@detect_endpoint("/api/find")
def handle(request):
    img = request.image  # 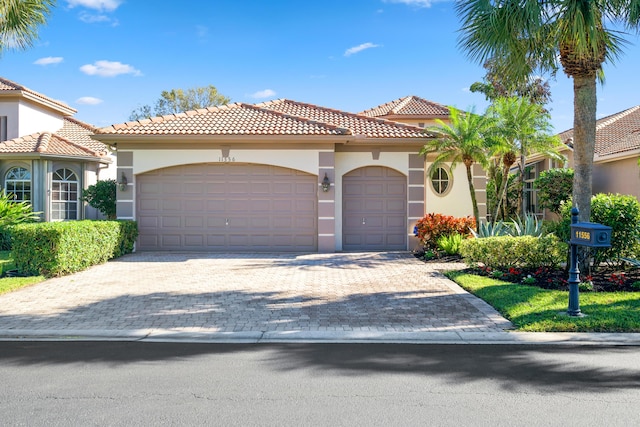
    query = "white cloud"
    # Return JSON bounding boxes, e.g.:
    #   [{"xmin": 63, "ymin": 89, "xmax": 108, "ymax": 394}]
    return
[
  {"xmin": 383, "ymin": 0, "xmax": 448, "ymax": 7},
  {"xmin": 66, "ymin": 0, "xmax": 122, "ymax": 12},
  {"xmin": 344, "ymin": 42, "xmax": 381, "ymax": 57},
  {"xmin": 80, "ymin": 60, "xmax": 142, "ymax": 77},
  {"xmin": 34, "ymin": 56, "xmax": 63, "ymax": 66},
  {"xmin": 79, "ymin": 12, "xmax": 111, "ymax": 23},
  {"xmin": 76, "ymin": 96, "xmax": 103, "ymax": 105},
  {"xmin": 250, "ymin": 89, "xmax": 276, "ymax": 99}
]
